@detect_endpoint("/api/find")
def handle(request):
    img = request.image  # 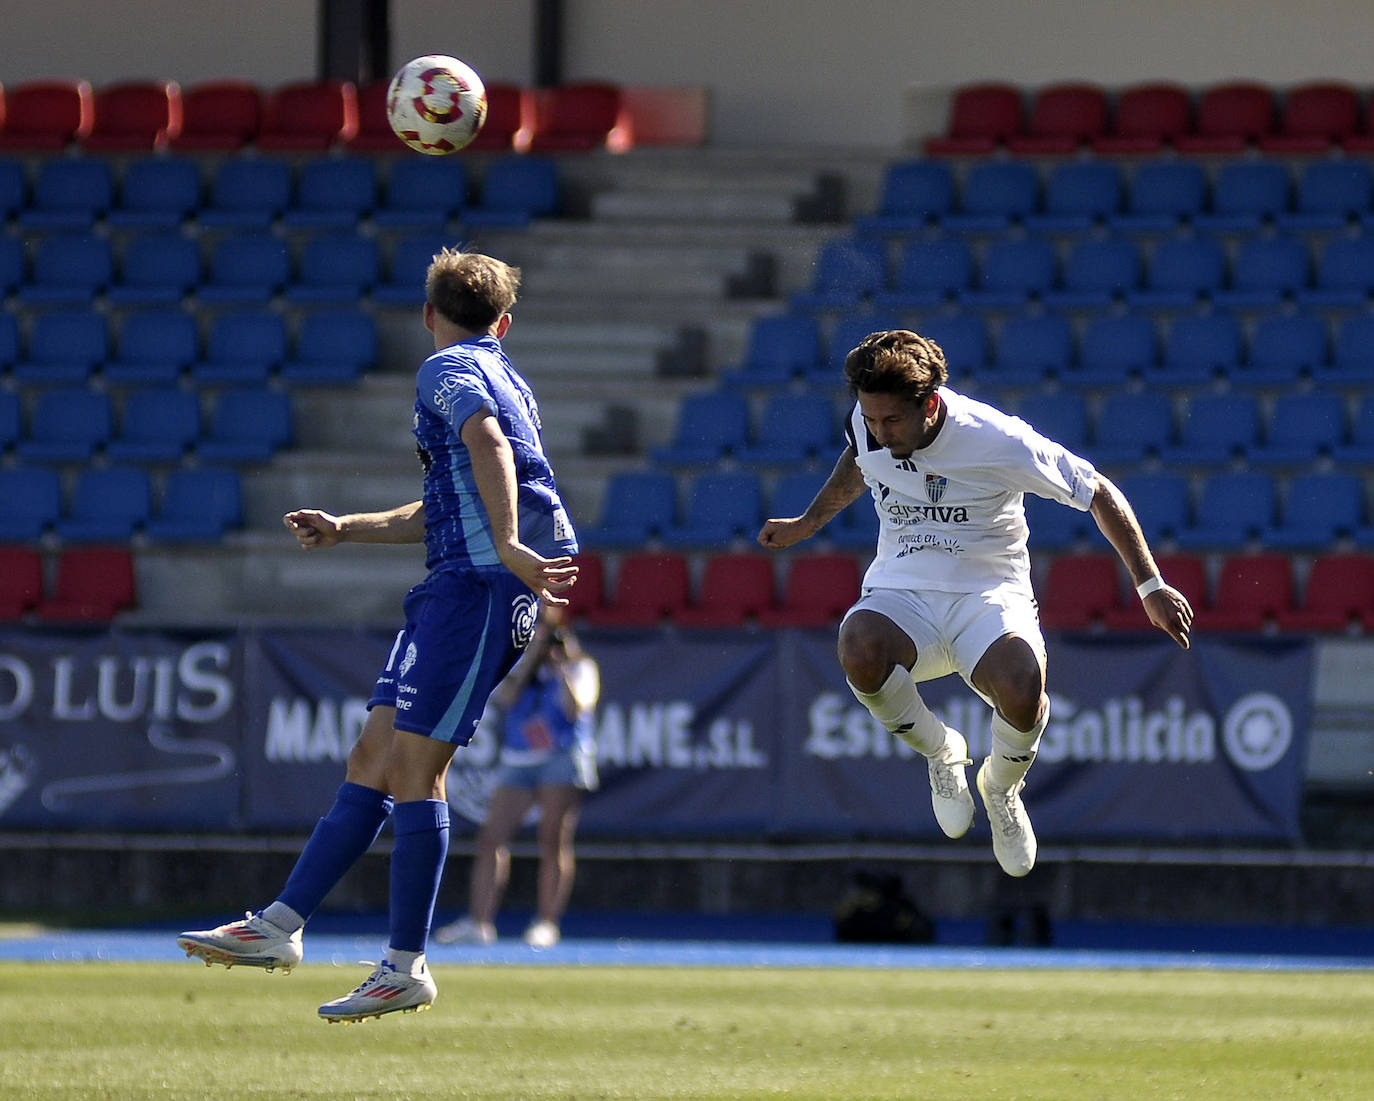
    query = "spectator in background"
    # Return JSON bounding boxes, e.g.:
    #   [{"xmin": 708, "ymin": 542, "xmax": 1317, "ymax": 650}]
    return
[{"xmin": 436, "ymin": 606, "xmax": 600, "ymax": 948}]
